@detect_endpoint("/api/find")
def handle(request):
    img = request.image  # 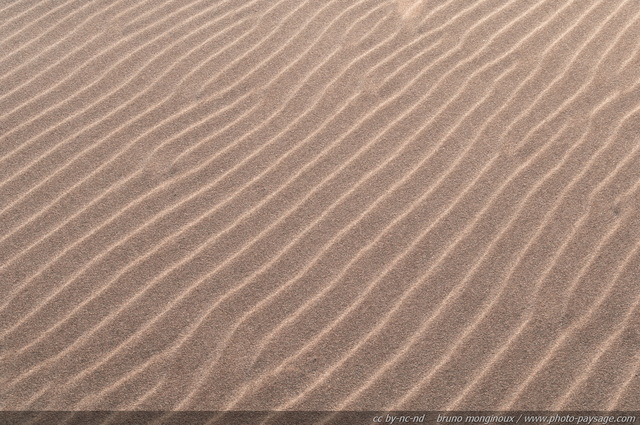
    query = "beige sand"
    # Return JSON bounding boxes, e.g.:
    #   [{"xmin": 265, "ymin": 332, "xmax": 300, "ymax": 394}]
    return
[{"xmin": 1, "ymin": 0, "xmax": 639, "ymax": 412}]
